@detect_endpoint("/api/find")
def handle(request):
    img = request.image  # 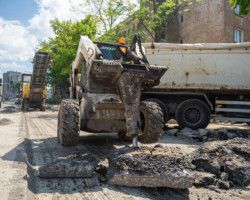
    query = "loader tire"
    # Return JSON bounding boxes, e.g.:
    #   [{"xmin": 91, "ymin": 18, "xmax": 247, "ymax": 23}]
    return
[
  {"xmin": 175, "ymin": 99, "xmax": 211, "ymax": 130},
  {"xmin": 57, "ymin": 99, "xmax": 80, "ymax": 147},
  {"xmin": 138, "ymin": 101, "xmax": 164, "ymax": 144},
  {"xmin": 144, "ymin": 98, "xmax": 169, "ymax": 124}
]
